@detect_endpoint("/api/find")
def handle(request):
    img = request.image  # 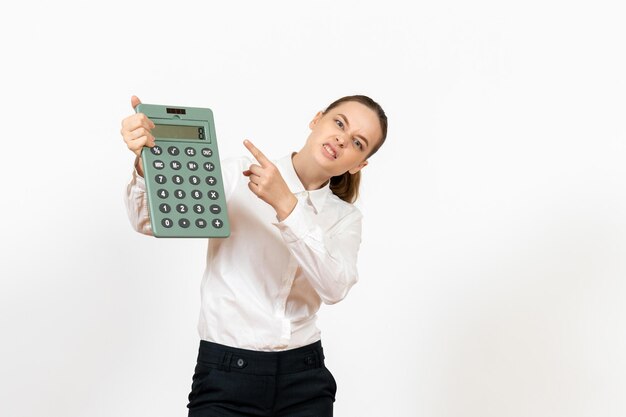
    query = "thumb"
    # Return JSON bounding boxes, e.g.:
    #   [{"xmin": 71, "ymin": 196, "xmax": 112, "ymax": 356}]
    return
[{"xmin": 131, "ymin": 95, "xmax": 142, "ymax": 110}]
